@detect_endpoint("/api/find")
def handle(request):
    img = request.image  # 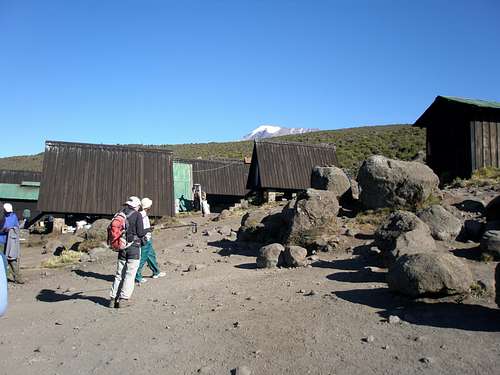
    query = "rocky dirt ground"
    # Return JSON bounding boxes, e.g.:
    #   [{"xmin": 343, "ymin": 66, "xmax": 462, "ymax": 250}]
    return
[{"xmin": 1, "ymin": 195, "xmax": 500, "ymax": 375}]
